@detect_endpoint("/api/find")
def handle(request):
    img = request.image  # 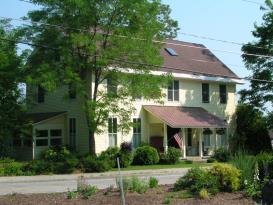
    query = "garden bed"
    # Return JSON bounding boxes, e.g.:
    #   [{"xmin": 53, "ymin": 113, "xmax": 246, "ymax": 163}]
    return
[{"xmin": 0, "ymin": 185, "xmax": 255, "ymax": 205}]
